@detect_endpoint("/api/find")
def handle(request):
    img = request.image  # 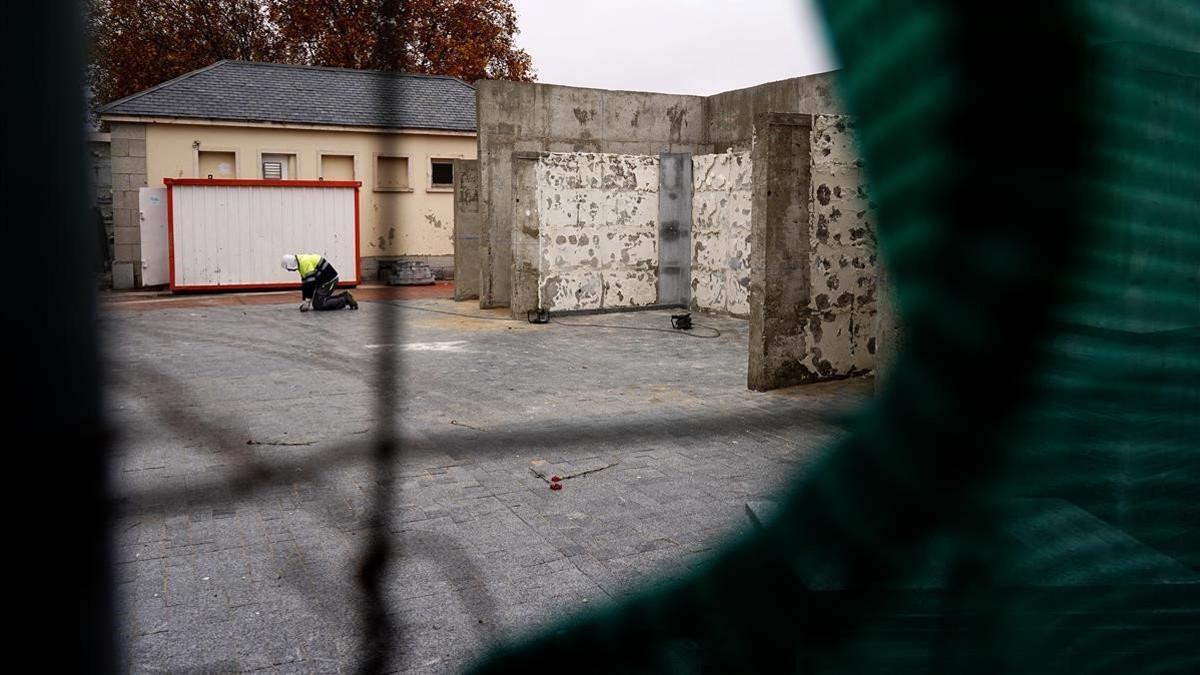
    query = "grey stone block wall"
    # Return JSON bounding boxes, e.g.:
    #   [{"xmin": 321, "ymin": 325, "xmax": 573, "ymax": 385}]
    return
[
  {"xmin": 691, "ymin": 151, "xmax": 753, "ymax": 317},
  {"xmin": 88, "ymin": 137, "xmax": 114, "ymax": 268},
  {"xmin": 109, "ymin": 122, "xmax": 148, "ymax": 287},
  {"xmin": 748, "ymin": 114, "xmax": 814, "ymax": 391},
  {"xmin": 360, "ymin": 255, "xmax": 455, "ymax": 283}
]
